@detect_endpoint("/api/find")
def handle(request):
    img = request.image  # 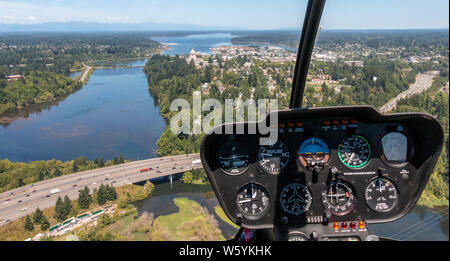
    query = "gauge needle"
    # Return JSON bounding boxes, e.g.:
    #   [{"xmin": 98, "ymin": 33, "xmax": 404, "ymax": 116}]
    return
[
  {"xmin": 349, "ymin": 153, "xmax": 355, "ymax": 162},
  {"xmin": 252, "ymin": 192, "xmax": 257, "ymax": 199},
  {"xmin": 238, "ymin": 199, "xmax": 252, "ymax": 203}
]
